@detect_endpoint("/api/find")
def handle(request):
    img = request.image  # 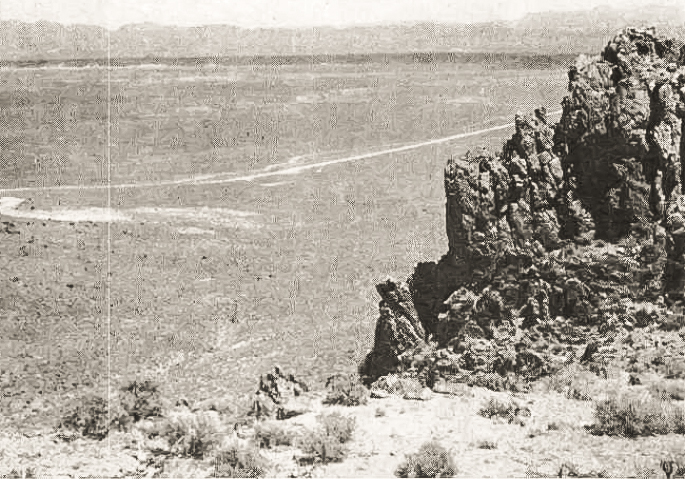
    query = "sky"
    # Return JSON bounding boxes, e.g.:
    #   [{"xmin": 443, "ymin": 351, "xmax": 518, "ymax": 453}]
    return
[{"xmin": 0, "ymin": 0, "xmax": 681, "ymax": 29}]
